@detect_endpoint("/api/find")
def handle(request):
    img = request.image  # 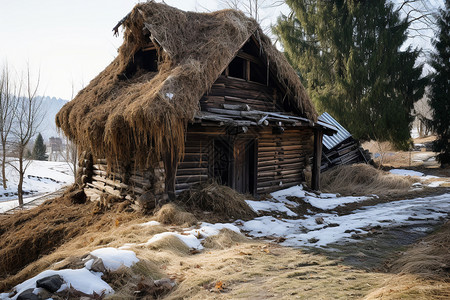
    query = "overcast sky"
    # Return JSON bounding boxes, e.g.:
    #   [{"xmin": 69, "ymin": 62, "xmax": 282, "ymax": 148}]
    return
[{"xmin": 0, "ymin": 0, "xmax": 442, "ymax": 100}]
